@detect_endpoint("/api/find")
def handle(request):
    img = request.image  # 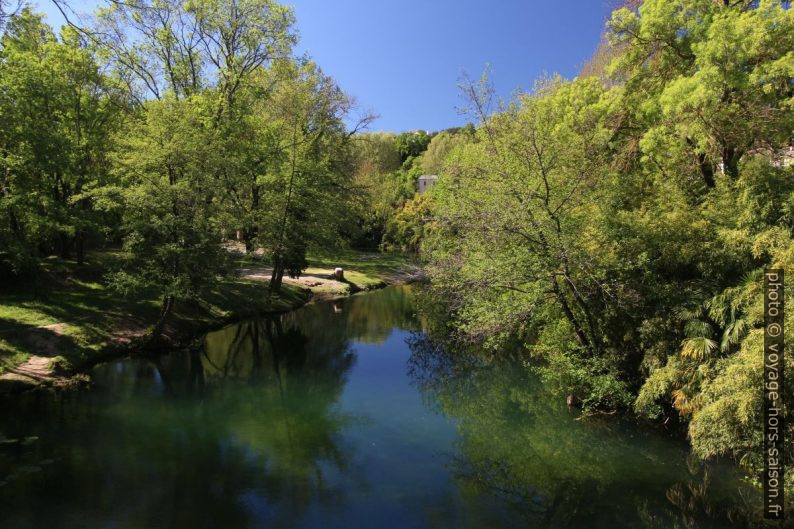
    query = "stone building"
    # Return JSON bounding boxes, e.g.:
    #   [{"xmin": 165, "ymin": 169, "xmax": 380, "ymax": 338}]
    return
[{"xmin": 417, "ymin": 174, "xmax": 438, "ymax": 194}]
